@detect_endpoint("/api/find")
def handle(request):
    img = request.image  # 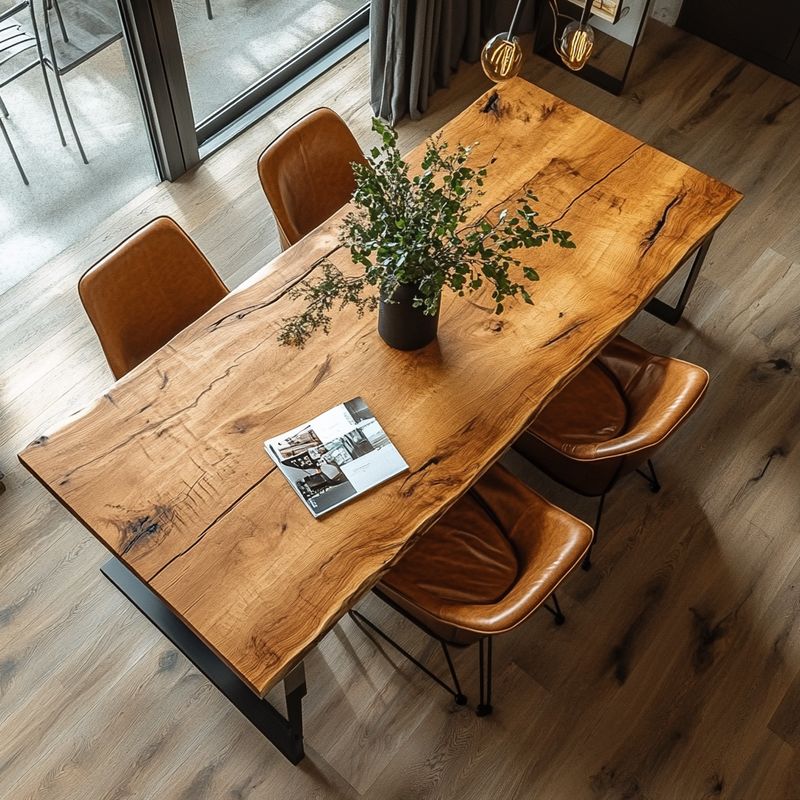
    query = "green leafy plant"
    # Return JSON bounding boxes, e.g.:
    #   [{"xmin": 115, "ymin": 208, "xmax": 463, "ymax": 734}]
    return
[{"xmin": 278, "ymin": 118, "xmax": 576, "ymax": 347}]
